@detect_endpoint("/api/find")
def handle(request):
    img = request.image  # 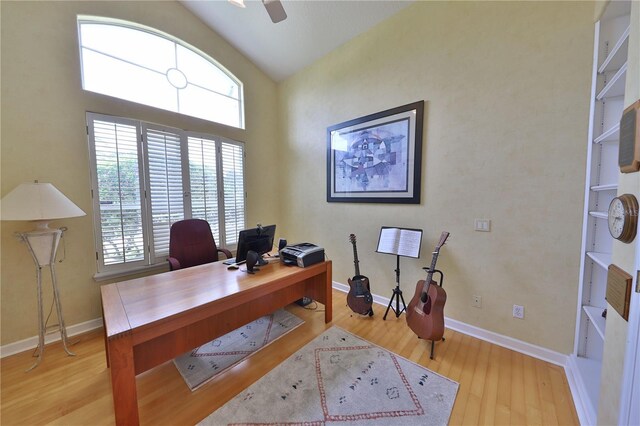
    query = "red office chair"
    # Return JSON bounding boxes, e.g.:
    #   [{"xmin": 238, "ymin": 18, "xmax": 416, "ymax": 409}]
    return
[{"xmin": 168, "ymin": 219, "xmax": 232, "ymax": 271}]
